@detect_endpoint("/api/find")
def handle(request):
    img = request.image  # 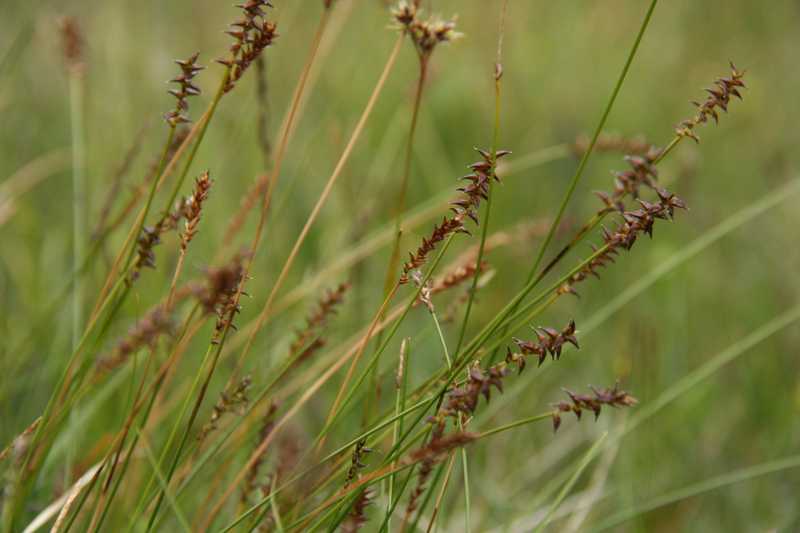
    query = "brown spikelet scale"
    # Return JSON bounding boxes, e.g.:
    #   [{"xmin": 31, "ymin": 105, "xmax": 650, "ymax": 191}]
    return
[
  {"xmin": 219, "ymin": 1, "xmax": 278, "ymax": 93},
  {"xmin": 432, "ymin": 362, "xmax": 509, "ymax": 431},
  {"xmin": 341, "ymin": 489, "xmax": 374, "ymax": 533},
  {"xmin": 507, "ymin": 319, "xmax": 579, "ymax": 370},
  {"xmin": 551, "ymin": 383, "xmax": 638, "ymax": 432},
  {"xmin": 560, "ymin": 187, "xmax": 687, "ymax": 297},
  {"xmin": 59, "ymin": 17, "xmax": 84, "ymax": 73},
  {"xmin": 344, "ymin": 438, "xmax": 372, "ymax": 488},
  {"xmin": 431, "ymin": 260, "xmax": 488, "ymax": 296},
  {"xmin": 392, "ymin": 1, "xmax": 461, "ymax": 60},
  {"xmin": 289, "ymin": 282, "xmax": 350, "ymax": 360},
  {"xmin": 198, "ymin": 375, "xmax": 252, "ymax": 441},
  {"xmin": 181, "ymin": 171, "xmax": 212, "ymax": 251},
  {"xmin": 403, "ymin": 431, "xmax": 476, "ymax": 523},
  {"xmin": 400, "ymin": 217, "xmax": 466, "ymax": 284},
  {"xmin": 128, "ymin": 193, "xmax": 194, "ymax": 283},
  {"xmin": 403, "ymin": 420, "xmax": 443, "ymax": 523},
  {"xmin": 675, "ymin": 63, "xmax": 746, "ymax": 143},
  {"xmin": 164, "ymin": 52, "xmax": 204, "ymax": 126},
  {"xmin": 400, "ymin": 148, "xmax": 509, "ymax": 284},
  {"xmin": 192, "ymin": 253, "xmax": 248, "ymax": 341},
  {"xmin": 97, "ymin": 308, "xmax": 174, "ymax": 373}
]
